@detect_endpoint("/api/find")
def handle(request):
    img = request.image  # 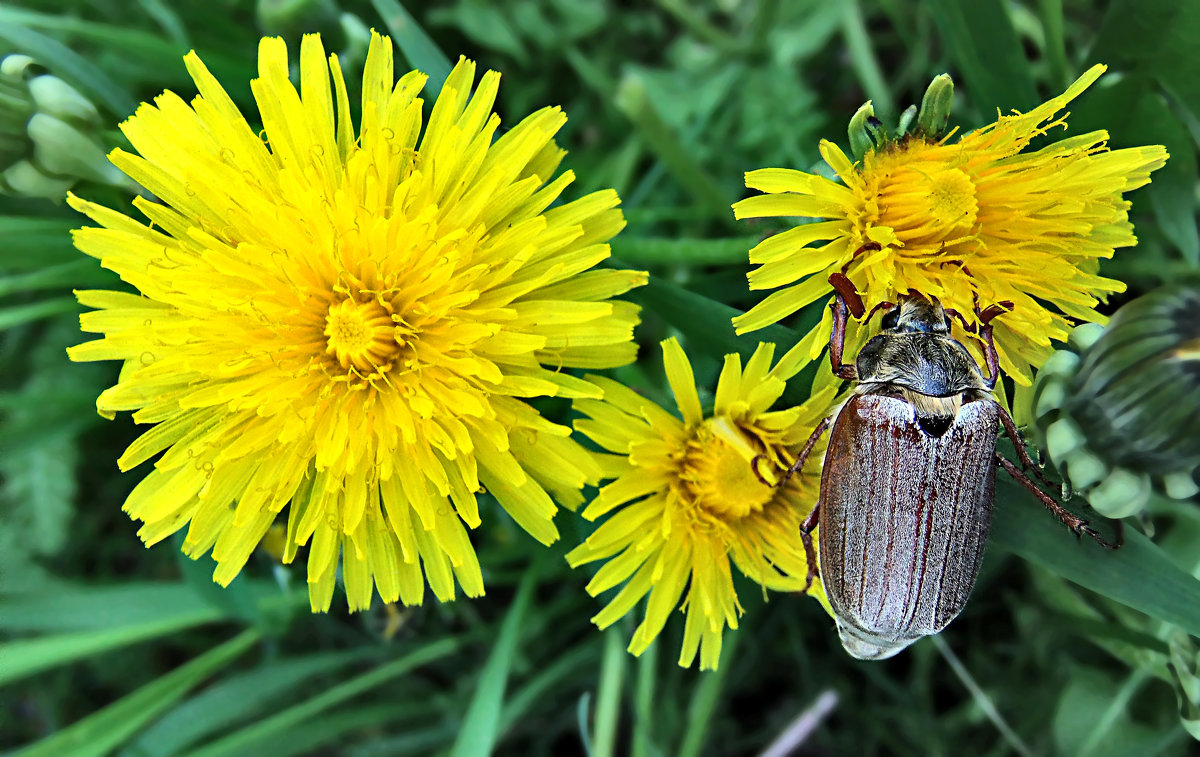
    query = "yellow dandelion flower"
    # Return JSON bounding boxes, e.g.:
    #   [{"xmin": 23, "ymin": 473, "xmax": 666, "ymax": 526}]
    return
[
  {"xmin": 733, "ymin": 64, "xmax": 1168, "ymax": 385},
  {"xmin": 67, "ymin": 33, "xmax": 646, "ymax": 612},
  {"xmin": 567, "ymin": 338, "xmax": 838, "ymax": 670}
]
